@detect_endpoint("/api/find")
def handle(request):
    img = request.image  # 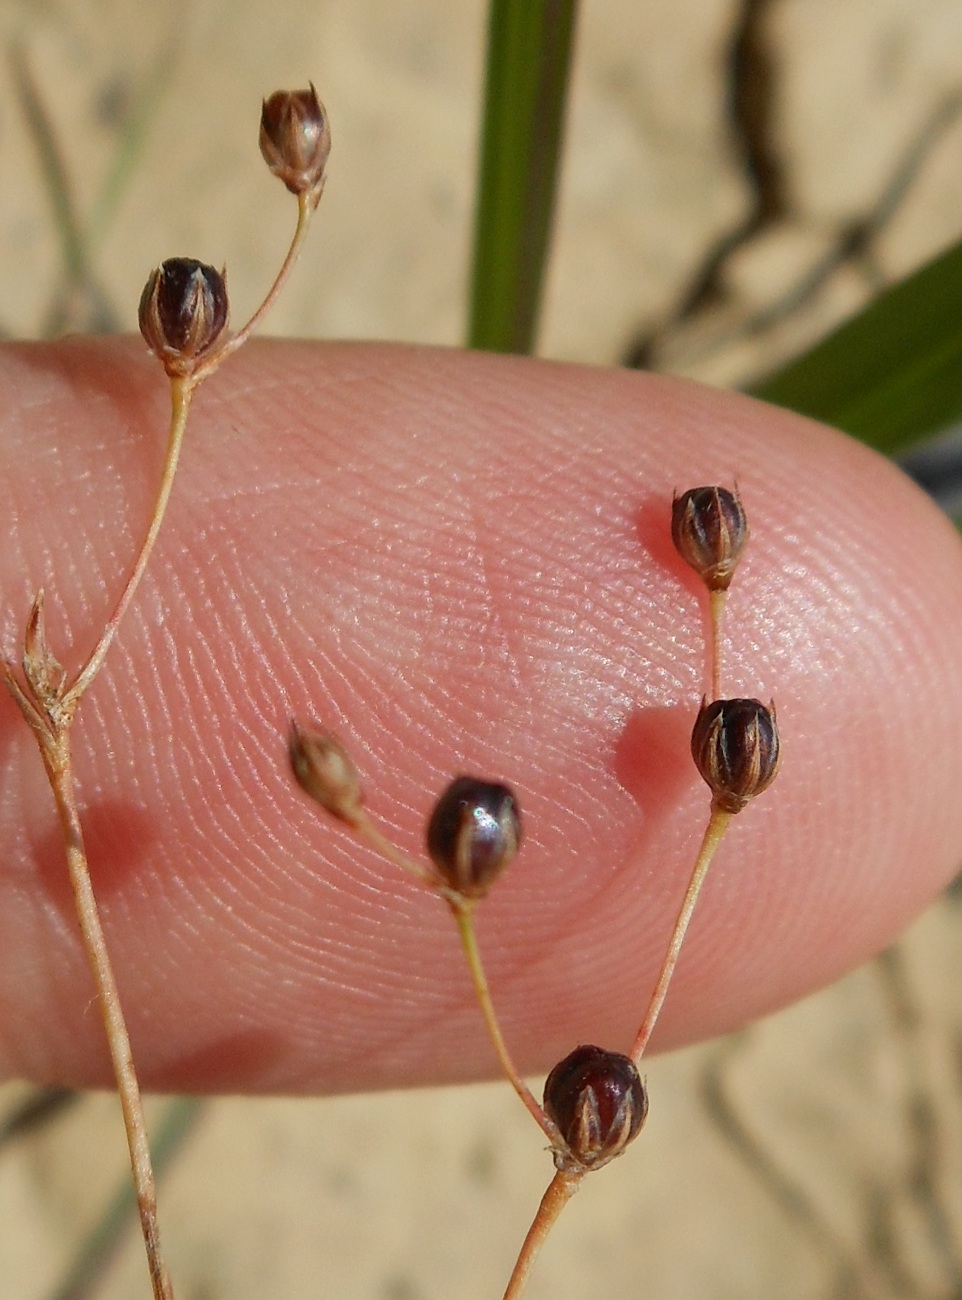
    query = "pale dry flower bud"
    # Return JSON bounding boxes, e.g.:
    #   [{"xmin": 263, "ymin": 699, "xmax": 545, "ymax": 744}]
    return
[
  {"xmin": 138, "ymin": 258, "xmax": 229, "ymax": 377},
  {"xmin": 289, "ymin": 722, "xmax": 364, "ymax": 825},
  {"xmin": 691, "ymin": 697, "xmax": 781, "ymax": 813},
  {"xmin": 259, "ymin": 85, "xmax": 331, "ymax": 201},
  {"xmin": 544, "ymin": 1044, "xmax": 648, "ymax": 1174},
  {"xmin": 426, "ymin": 776, "xmax": 522, "ymax": 900},
  {"xmin": 672, "ymin": 485, "xmax": 748, "ymax": 592}
]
